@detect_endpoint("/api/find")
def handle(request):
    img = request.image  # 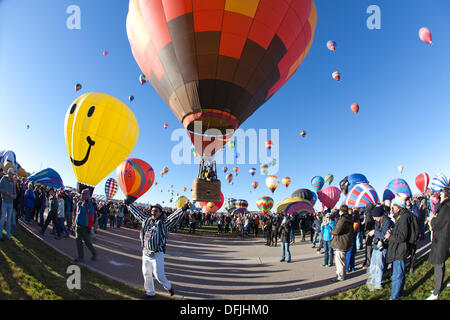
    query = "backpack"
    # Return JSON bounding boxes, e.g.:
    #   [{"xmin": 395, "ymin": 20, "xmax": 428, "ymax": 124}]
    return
[{"xmin": 408, "ymin": 211, "xmax": 420, "ymax": 245}]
